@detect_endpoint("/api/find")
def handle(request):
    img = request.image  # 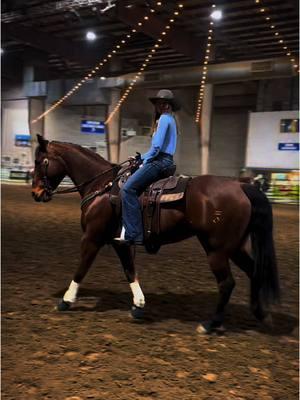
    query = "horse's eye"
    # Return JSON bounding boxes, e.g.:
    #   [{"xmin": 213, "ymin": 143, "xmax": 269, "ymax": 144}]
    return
[{"xmin": 43, "ymin": 158, "xmax": 49, "ymax": 166}]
